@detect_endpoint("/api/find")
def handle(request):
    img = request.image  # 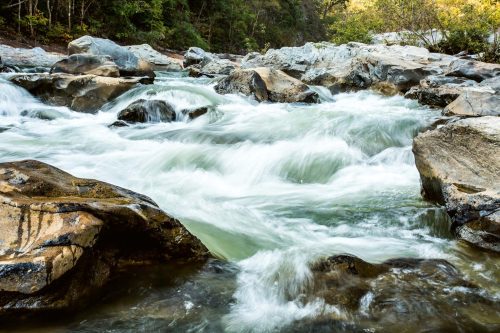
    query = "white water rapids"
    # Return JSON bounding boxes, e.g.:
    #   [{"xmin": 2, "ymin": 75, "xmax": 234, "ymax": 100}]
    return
[{"xmin": 0, "ymin": 73, "xmax": 498, "ymax": 333}]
